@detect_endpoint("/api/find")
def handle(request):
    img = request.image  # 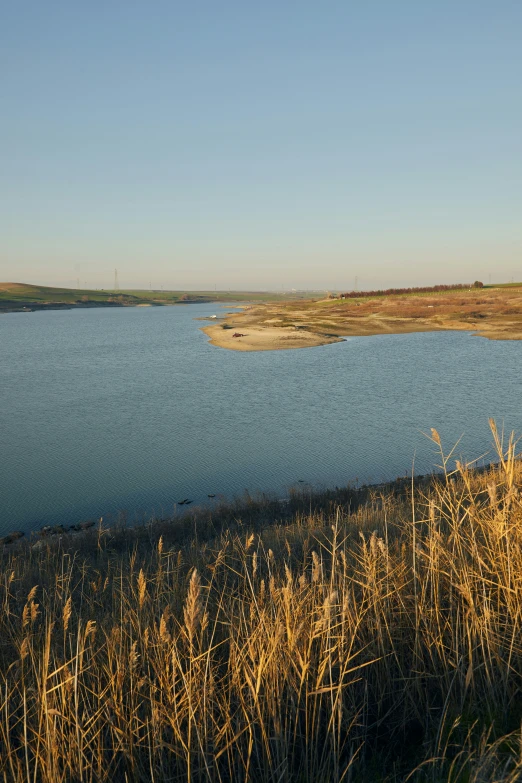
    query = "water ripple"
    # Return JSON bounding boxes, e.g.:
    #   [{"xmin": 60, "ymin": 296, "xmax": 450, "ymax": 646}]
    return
[{"xmin": 1, "ymin": 305, "xmax": 521, "ymax": 534}]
